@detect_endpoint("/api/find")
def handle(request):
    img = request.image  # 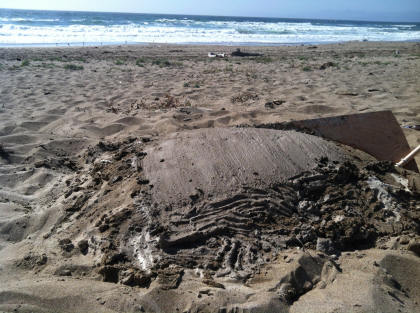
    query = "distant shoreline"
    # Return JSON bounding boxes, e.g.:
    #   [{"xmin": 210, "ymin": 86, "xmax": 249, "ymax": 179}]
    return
[{"xmin": 1, "ymin": 39, "xmax": 419, "ymax": 48}]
